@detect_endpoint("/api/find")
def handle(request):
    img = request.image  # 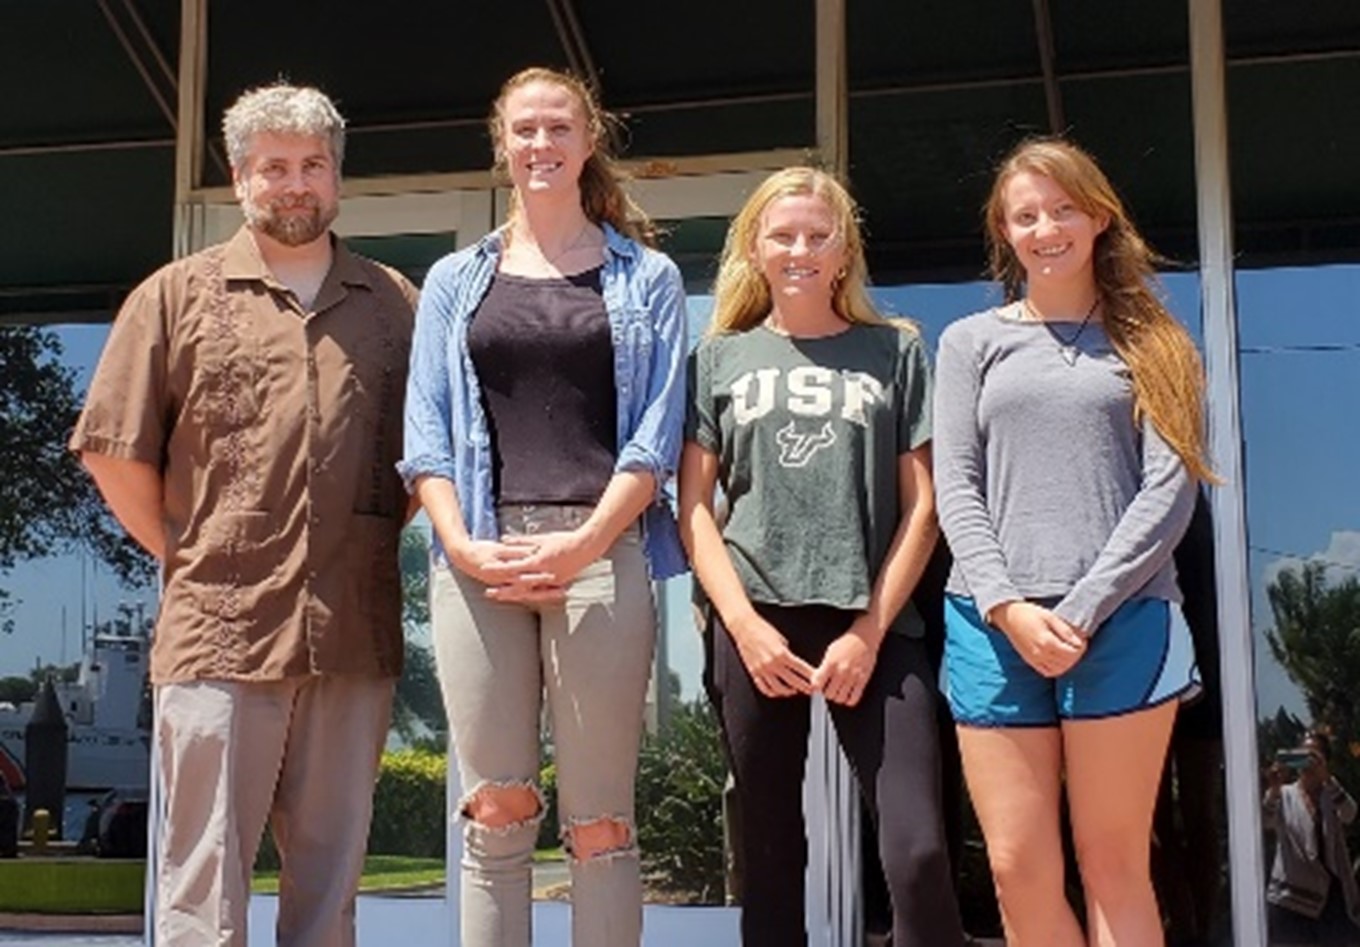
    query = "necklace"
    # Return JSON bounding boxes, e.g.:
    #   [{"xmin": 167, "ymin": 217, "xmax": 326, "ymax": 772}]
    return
[
  {"xmin": 1023, "ymin": 297, "xmax": 1100, "ymax": 366},
  {"xmin": 512, "ymin": 220, "xmax": 595, "ymax": 270}
]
